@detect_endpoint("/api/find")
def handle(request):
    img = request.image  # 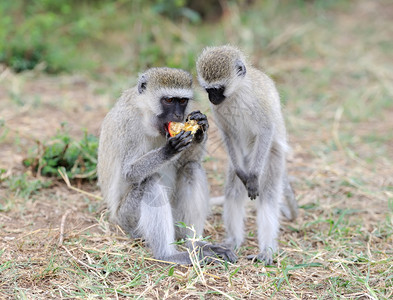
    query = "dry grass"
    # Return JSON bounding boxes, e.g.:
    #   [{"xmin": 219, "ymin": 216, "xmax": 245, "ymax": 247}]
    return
[{"xmin": 1, "ymin": 0, "xmax": 392, "ymax": 299}]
